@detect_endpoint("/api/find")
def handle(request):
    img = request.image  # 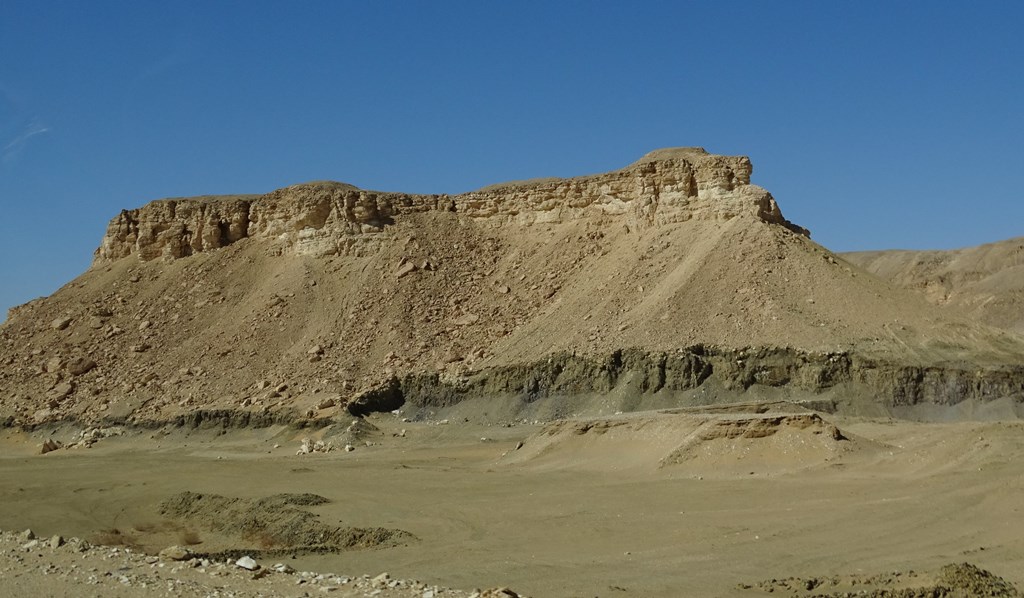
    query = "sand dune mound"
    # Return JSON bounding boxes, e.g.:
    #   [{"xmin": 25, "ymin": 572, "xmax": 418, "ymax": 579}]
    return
[
  {"xmin": 659, "ymin": 413, "xmax": 849, "ymax": 473},
  {"xmin": 503, "ymin": 408, "xmax": 866, "ymax": 476}
]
